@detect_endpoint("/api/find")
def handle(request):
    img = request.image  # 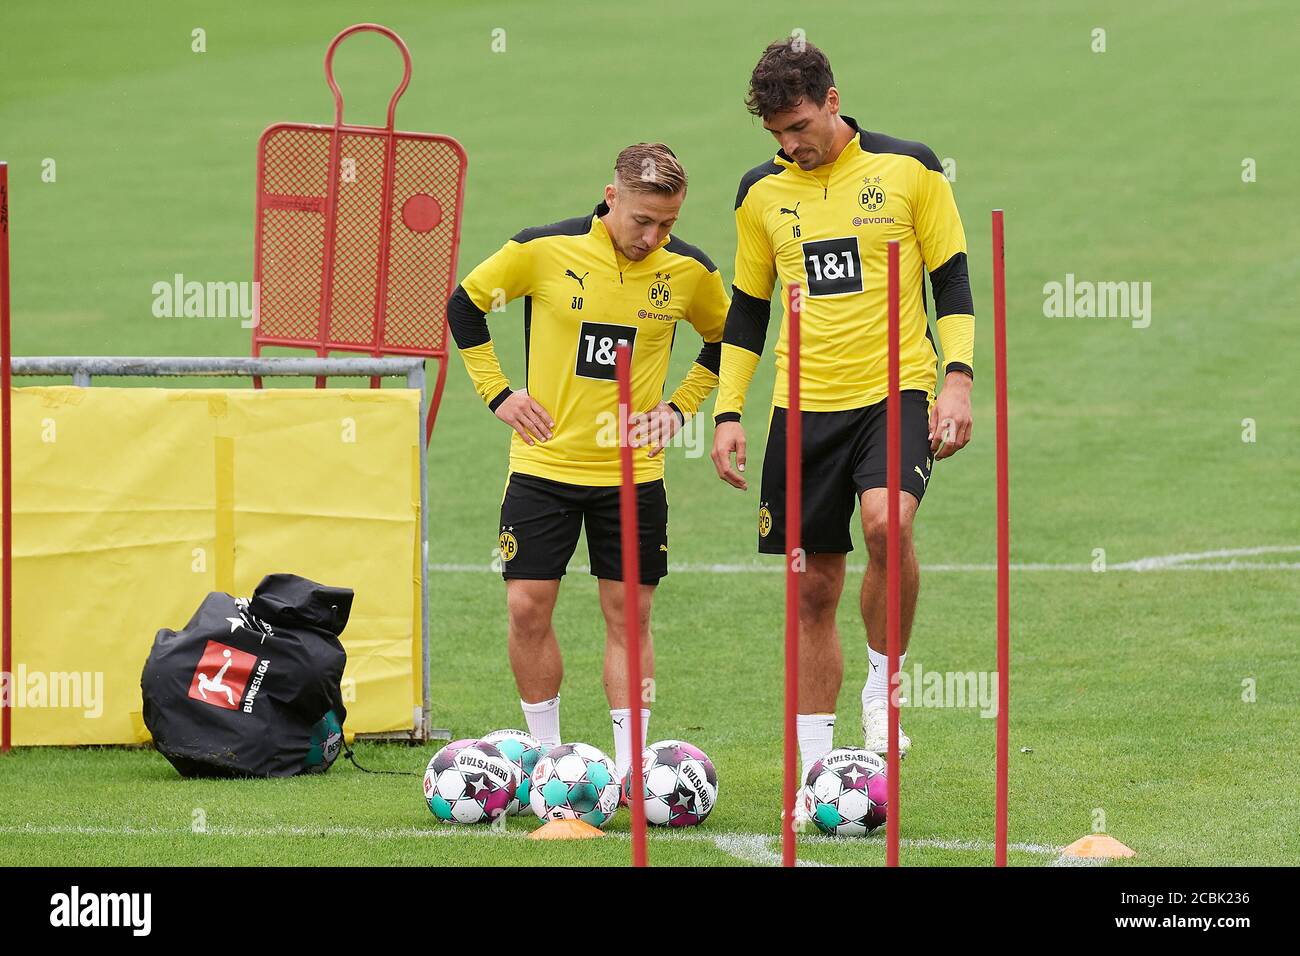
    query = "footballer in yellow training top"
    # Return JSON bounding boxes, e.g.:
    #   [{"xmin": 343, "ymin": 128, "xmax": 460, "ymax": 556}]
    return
[
  {"xmin": 710, "ymin": 40, "xmax": 976, "ymax": 779},
  {"xmin": 447, "ymin": 143, "xmax": 728, "ymax": 780}
]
